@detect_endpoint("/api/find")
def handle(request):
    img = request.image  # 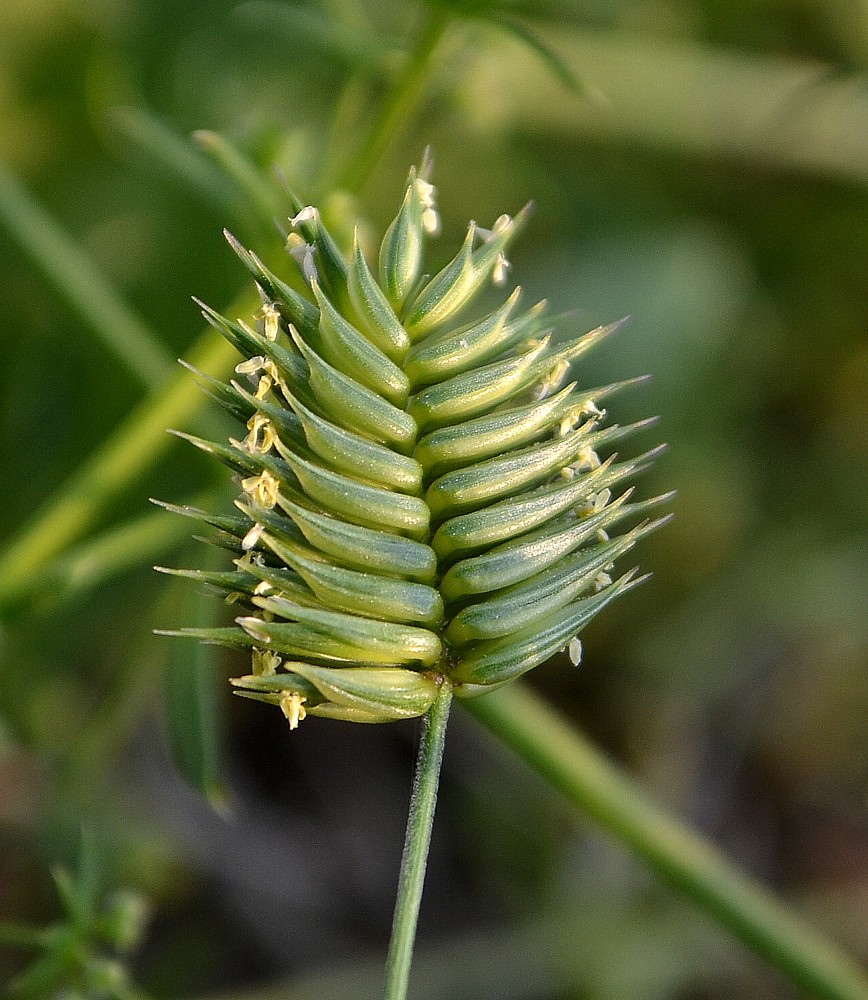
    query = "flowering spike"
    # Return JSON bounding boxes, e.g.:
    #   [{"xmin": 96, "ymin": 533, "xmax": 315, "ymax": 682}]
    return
[{"xmin": 157, "ymin": 161, "xmax": 668, "ymax": 728}]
